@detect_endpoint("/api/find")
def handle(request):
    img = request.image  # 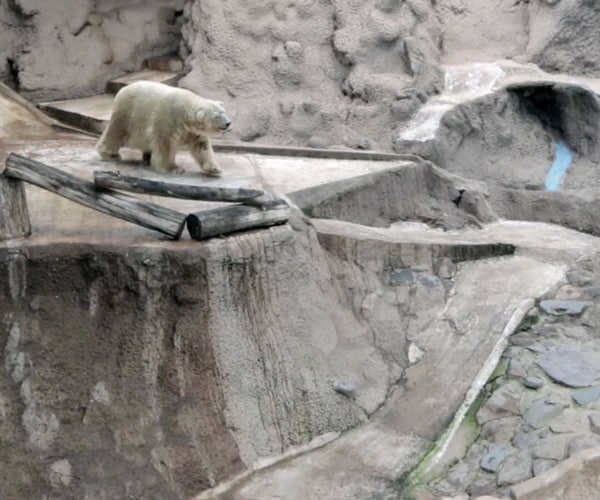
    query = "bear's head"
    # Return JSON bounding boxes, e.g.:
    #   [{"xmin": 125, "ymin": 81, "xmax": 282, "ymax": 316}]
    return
[{"xmin": 186, "ymin": 100, "xmax": 231, "ymax": 136}]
